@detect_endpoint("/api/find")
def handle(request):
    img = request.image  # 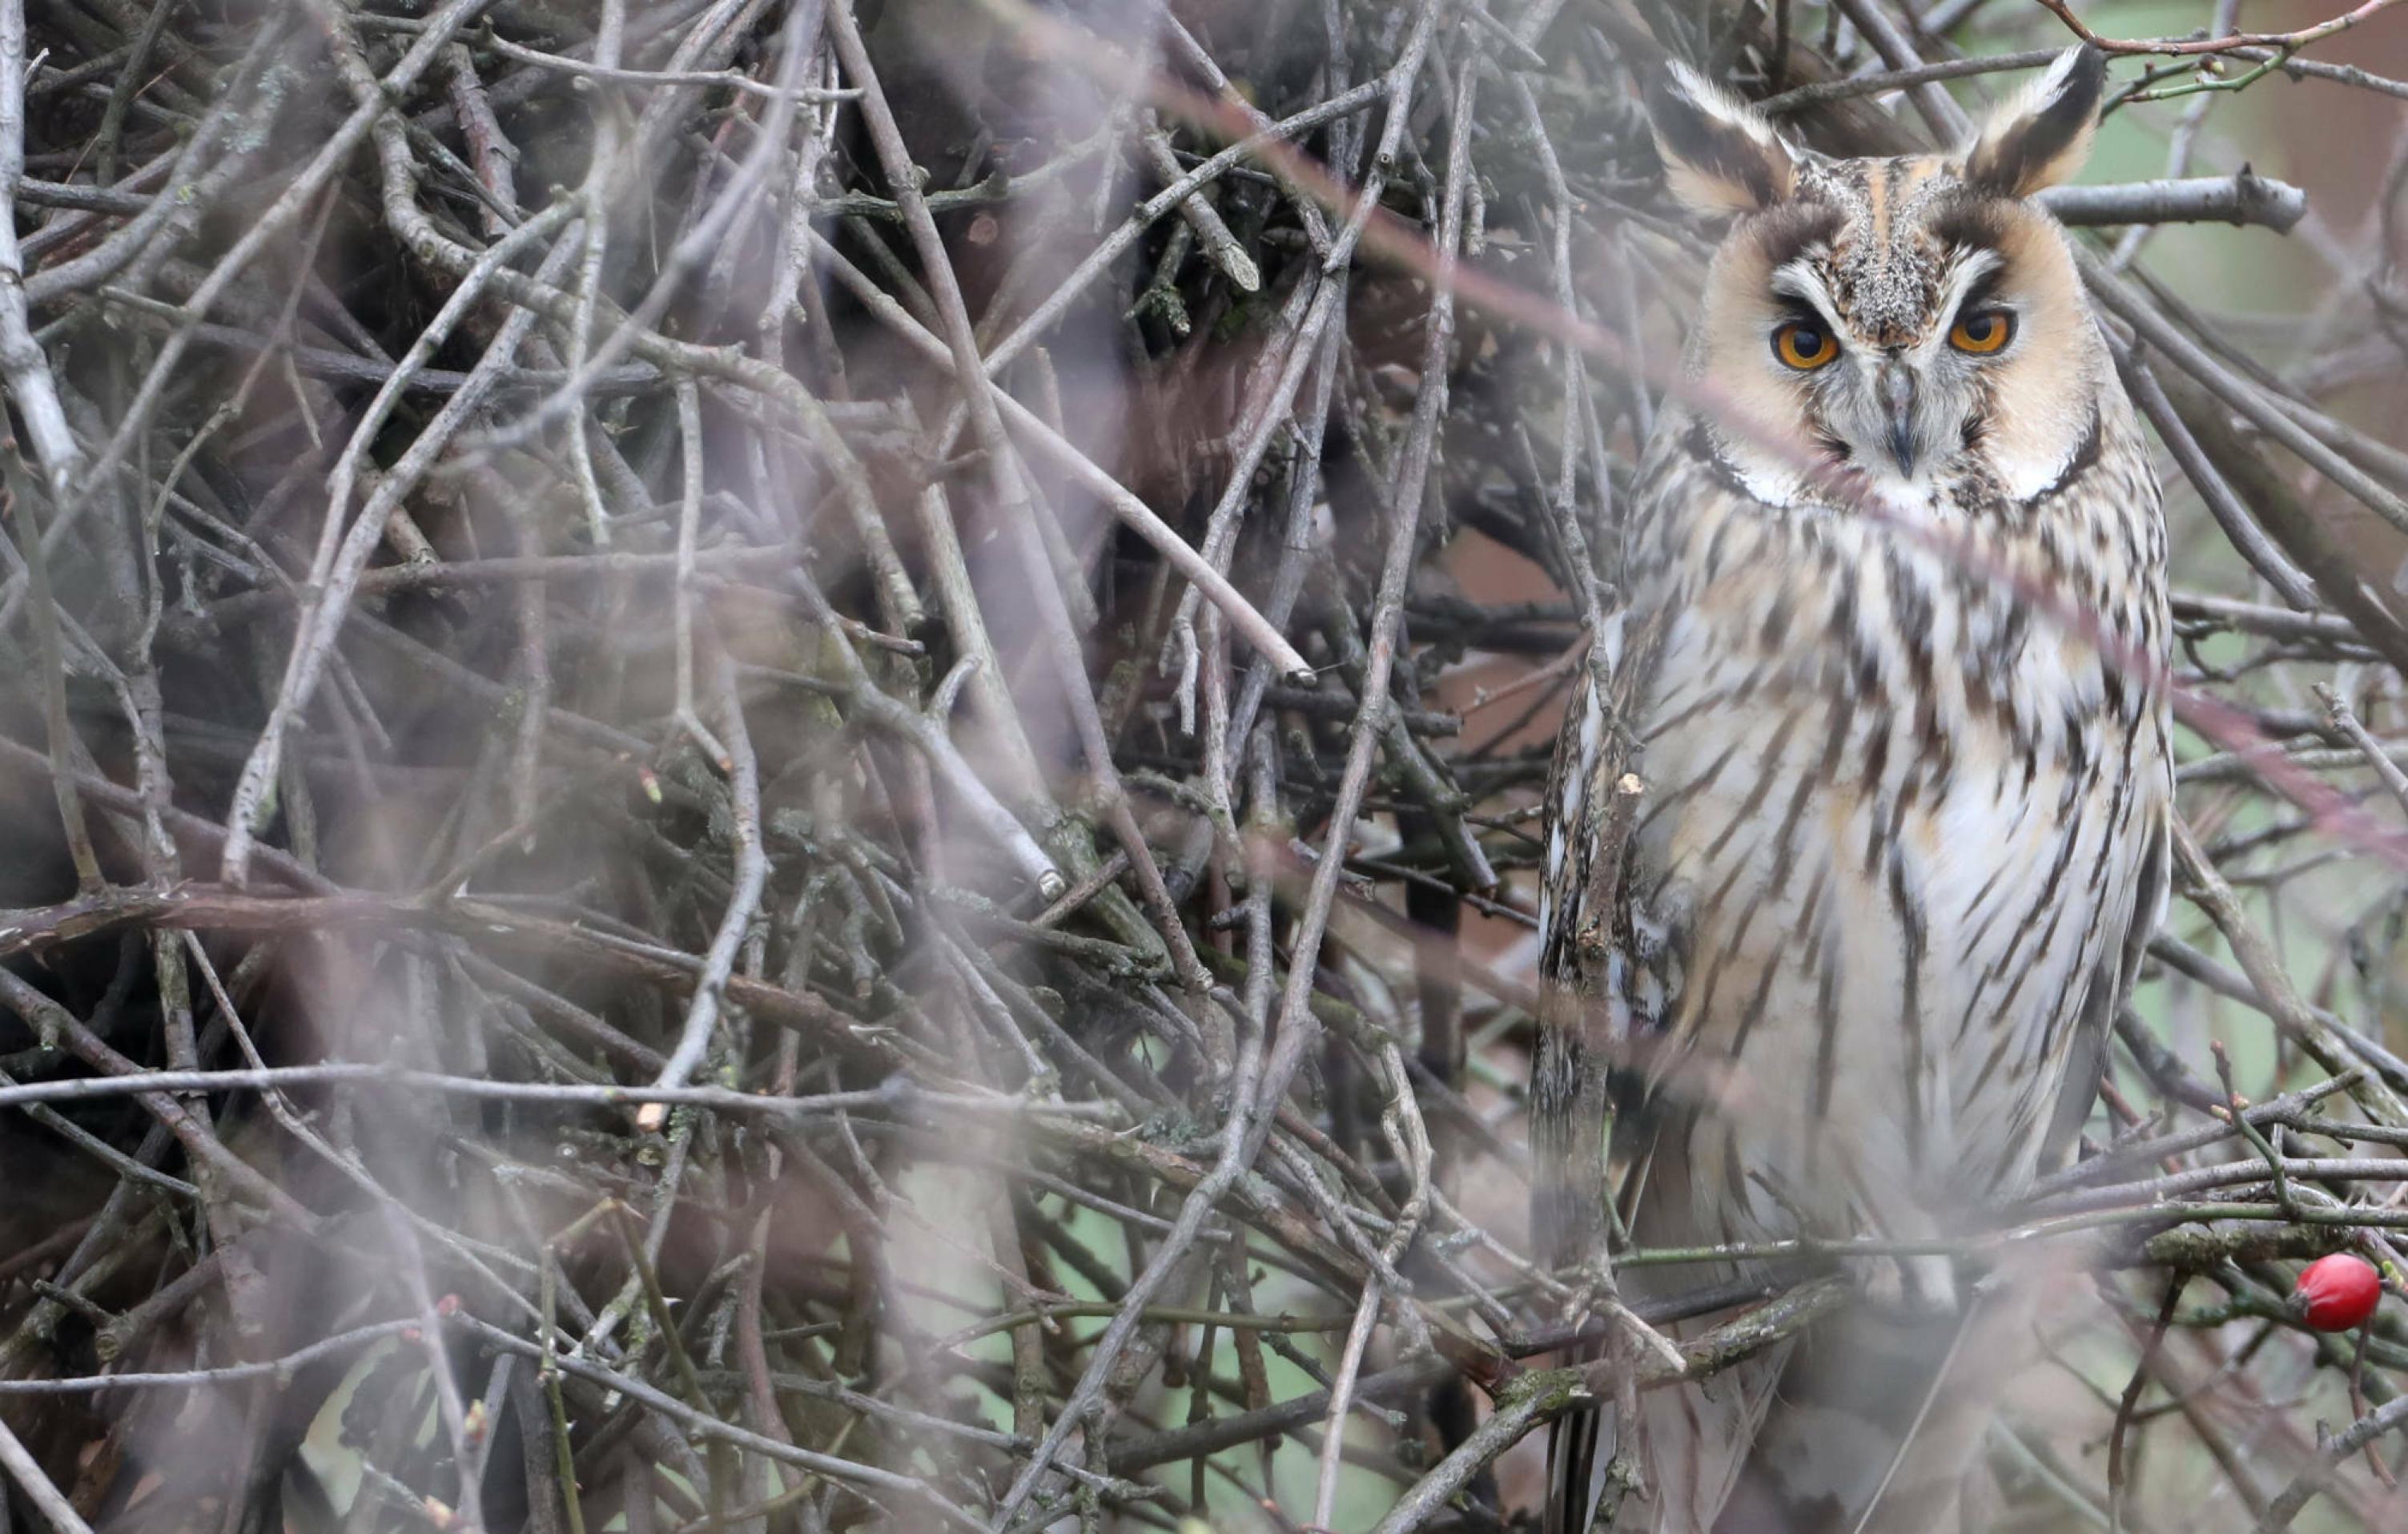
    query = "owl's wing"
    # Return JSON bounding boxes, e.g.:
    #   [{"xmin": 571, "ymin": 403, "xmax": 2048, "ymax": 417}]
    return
[
  {"xmin": 1531, "ymin": 423, "xmax": 1705, "ymax": 1280},
  {"xmin": 2043, "ymin": 799, "xmax": 2169, "ymax": 1168},
  {"xmin": 1532, "ymin": 599, "xmax": 1683, "ymax": 1534},
  {"xmin": 1531, "ymin": 605, "xmax": 1675, "ymax": 1282}
]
